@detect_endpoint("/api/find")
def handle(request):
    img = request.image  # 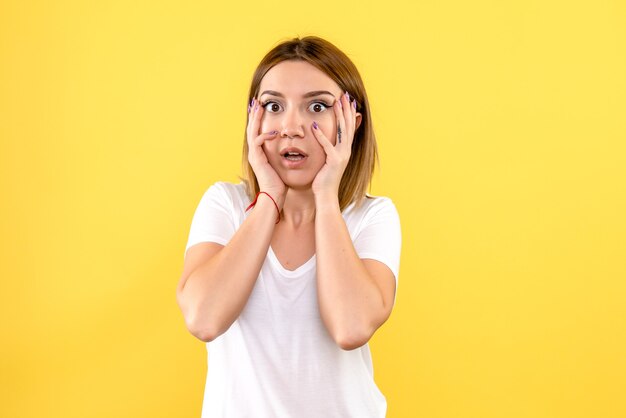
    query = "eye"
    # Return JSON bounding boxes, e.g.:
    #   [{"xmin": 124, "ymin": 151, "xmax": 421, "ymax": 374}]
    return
[
  {"xmin": 262, "ymin": 101, "xmax": 282, "ymax": 113},
  {"xmin": 309, "ymin": 102, "xmax": 330, "ymax": 113}
]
